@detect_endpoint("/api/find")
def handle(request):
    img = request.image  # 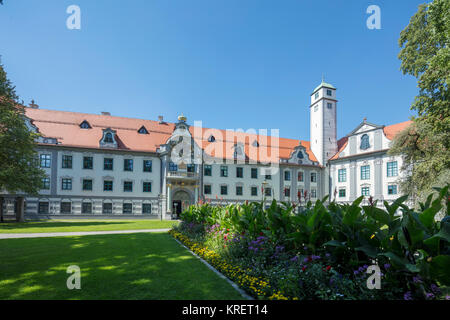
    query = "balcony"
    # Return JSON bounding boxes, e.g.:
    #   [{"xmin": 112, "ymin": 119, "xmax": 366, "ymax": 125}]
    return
[{"xmin": 167, "ymin": 171, "xmax": 199, "ymax": 180}]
